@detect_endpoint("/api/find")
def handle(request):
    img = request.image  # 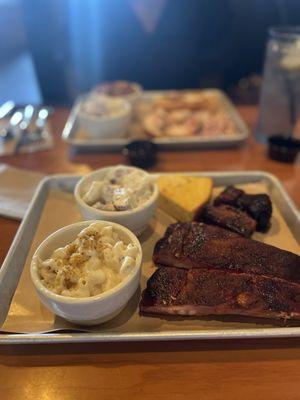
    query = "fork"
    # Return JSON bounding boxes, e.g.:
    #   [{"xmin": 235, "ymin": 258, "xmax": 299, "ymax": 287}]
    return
[
  {"xmin": 0, "ymin": 111, "xmax": 23, "ymax": 141},
  {"xmin": 15, "ymin": 106, "xmax": 50, "ymax": 153}
]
